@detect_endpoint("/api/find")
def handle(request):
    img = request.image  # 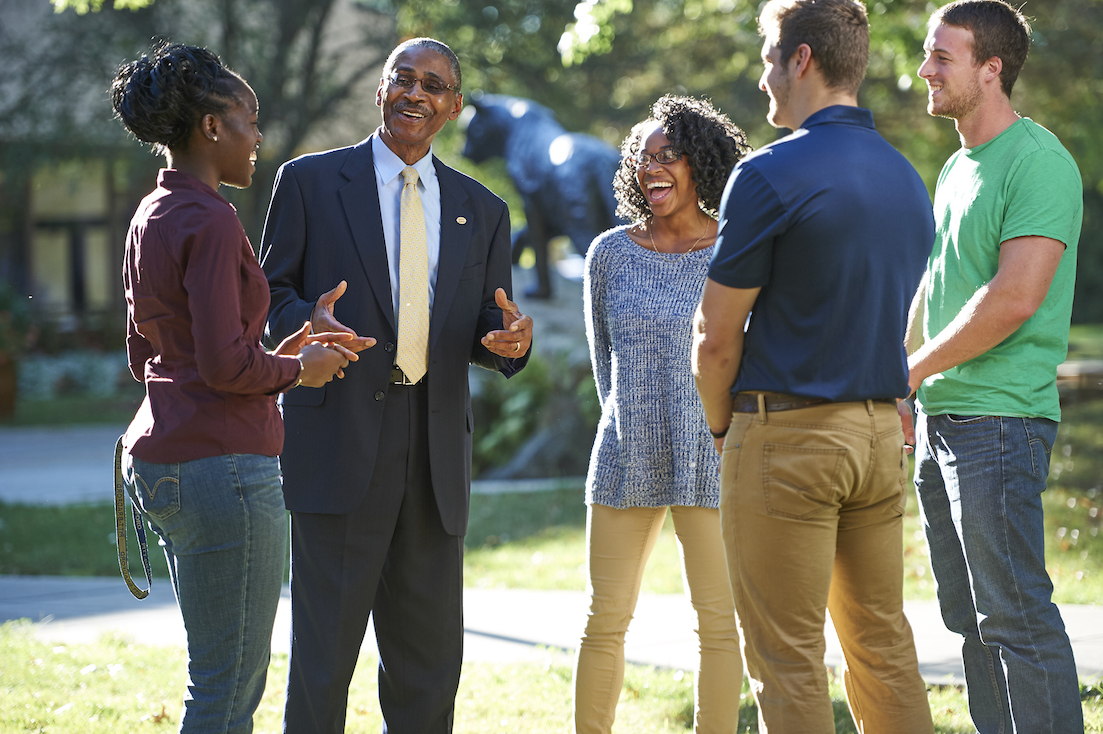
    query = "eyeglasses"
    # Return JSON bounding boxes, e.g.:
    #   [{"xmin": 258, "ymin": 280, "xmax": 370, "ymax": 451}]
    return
[
  {"xmin": 632, "ymin": 148, "xmax": 683, "ymax": 169},
  {"xmin": 387, "ymin": 72, "xmax": 460, "ymax": 96}
]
